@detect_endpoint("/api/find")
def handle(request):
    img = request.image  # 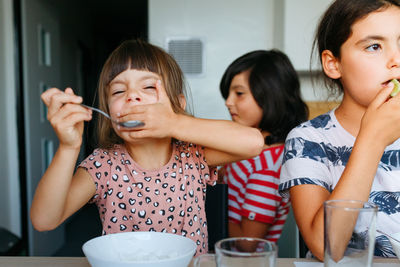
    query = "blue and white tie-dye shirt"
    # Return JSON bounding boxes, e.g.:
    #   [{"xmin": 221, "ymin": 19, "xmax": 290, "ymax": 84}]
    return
[{"xmin": 279, "ymin": 109, "xmax": 400, "ymax": 257}]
